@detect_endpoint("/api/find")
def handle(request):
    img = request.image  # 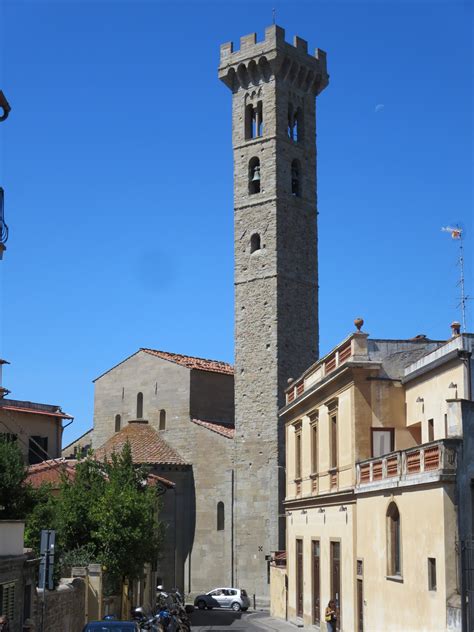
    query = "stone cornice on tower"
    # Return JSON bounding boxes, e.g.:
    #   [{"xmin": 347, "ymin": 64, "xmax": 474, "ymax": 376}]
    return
[{"xmin": 218, "ymin": 24, "xmax": 329, "ymax": 95}]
